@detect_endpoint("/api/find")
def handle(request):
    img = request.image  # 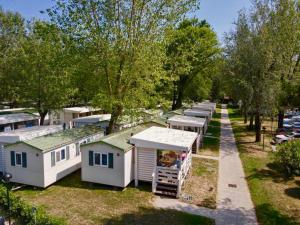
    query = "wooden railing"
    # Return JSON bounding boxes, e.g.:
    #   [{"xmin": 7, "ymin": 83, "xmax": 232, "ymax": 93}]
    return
[{"xmin": 152, "ymin": 150, "xmax": 192, "ymax": 198}]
